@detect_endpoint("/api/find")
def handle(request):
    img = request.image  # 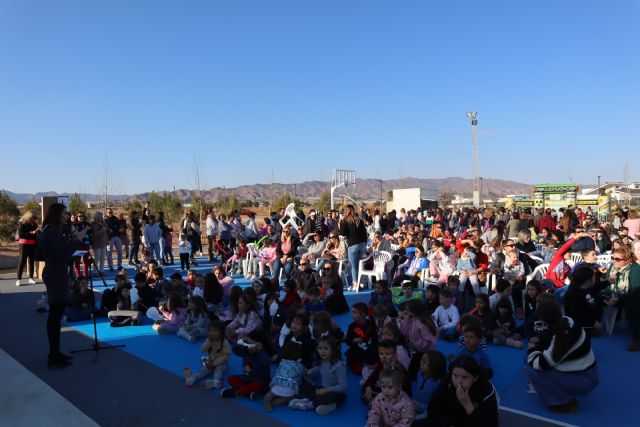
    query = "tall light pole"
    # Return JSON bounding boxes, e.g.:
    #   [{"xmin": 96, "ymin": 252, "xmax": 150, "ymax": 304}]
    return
[
  {"xmin": 466, "ymin": 112, "xmax": 480, "ymax": 207},
  {"xmin": 597, "ymin": 175, "xmax": 601, "ymax": 196}
]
